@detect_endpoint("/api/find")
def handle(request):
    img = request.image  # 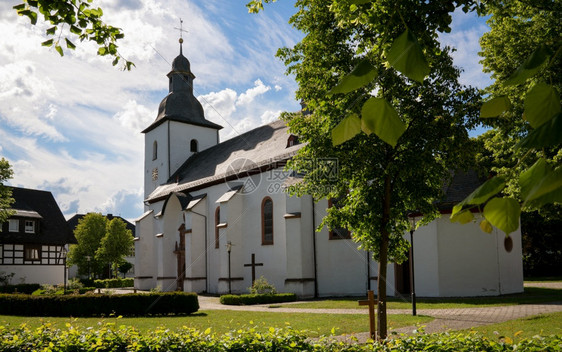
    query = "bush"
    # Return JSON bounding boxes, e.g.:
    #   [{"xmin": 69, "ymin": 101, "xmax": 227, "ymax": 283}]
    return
[
  {"xmin": 93, "ymin": 278, "xmax": 134, "ymax": 288},
  {"xmin": 0, "ymin": 324, "xmax": 560, "ymax": 352},
  {"xmin": 0, "ymin": 284, "xmax": 41, "ymax": 294},
  {"xmin": 220, "ymin": 293, "xmax": 297, "ymax": 305},
  {"xmin": 248, "ymin": 276, "xmax": 277, "ymax": 295},
  {"xmin": 0, "ymin": 292, "xmax": 198, "ymax": 316}
]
